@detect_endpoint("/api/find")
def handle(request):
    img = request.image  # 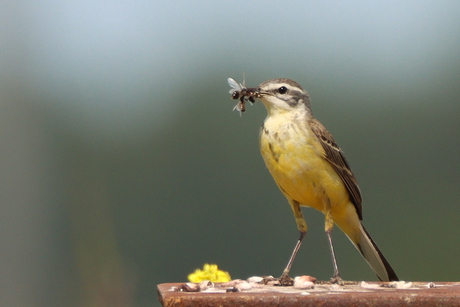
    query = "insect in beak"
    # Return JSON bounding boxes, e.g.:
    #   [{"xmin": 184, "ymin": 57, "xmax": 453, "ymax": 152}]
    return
[{"xmin": 227, "ymin": 77, "xmax": 260, "ymax": 116}]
